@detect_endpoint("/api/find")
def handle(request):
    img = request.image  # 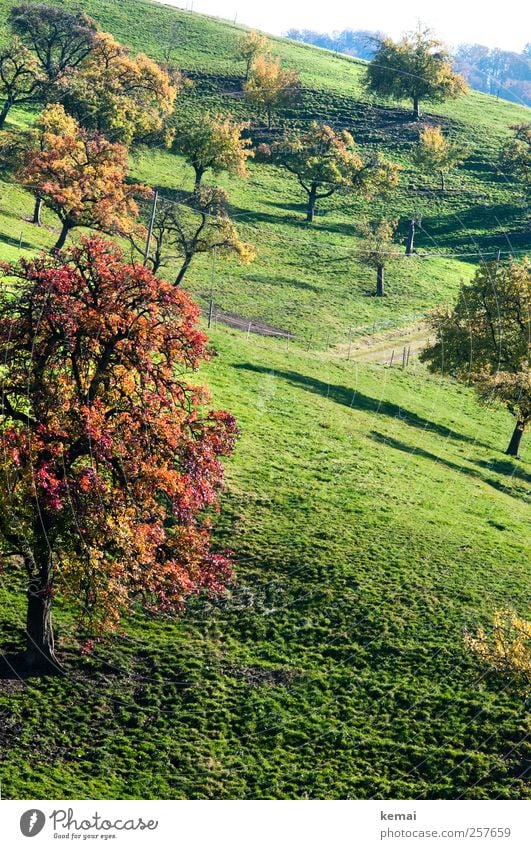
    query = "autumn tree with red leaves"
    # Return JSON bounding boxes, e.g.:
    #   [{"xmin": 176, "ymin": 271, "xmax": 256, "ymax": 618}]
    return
[
  {"xmin": 18, "ymin": 104, "xmax": 147, "ymax": 251},
  {"xmin": 0, "ymin": 237, "xmax": 238, "ymax": 672}
]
